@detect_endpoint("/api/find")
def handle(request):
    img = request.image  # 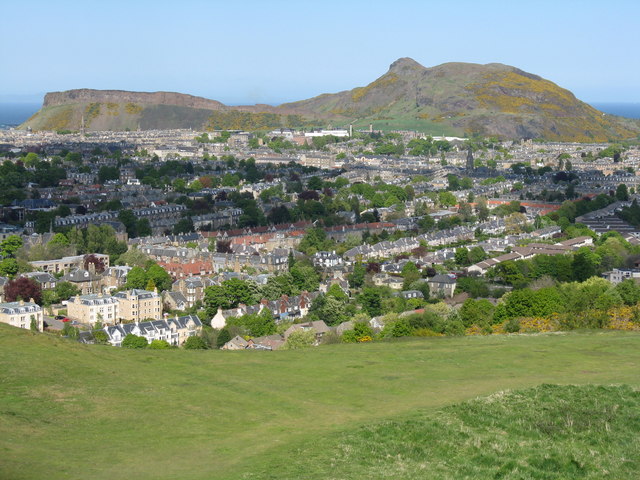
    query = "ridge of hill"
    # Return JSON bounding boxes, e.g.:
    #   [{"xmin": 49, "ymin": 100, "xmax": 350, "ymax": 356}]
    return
[{"xmin": 20, "ymin": 58, "xmax": 640, "ymax": 140}]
